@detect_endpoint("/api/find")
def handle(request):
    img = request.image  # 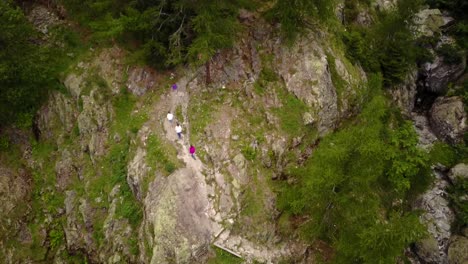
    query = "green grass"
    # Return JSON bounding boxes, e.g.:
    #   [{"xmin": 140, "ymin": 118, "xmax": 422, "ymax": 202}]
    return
[
  {"xmin": 326, "ymin": 52, "xmax": 347, "ymax": 107},
  {"xmin": 111, "ymin": 89, "xmax": 148, "ymax": 136},
  {"xmin": 146, "ymin": 134, "xmax": 178, "ymax": 174},
  {"xmin": 207, "ymin": 246, "xmax": 243, "ymax": 264},
  {"xmin": 189, "ymin": 94, "xmax": 216, "ymax": 144},
  {"xmin": 429, "ymin": 142, "xmax": 459, "ymax": 167},
  {"xmin": 273, "ymin": 87, "xmax": 309, "ymax": 137},
  {"xmin": 175, "ymin": 105, "xmax": 183, "ymax": 123}
]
